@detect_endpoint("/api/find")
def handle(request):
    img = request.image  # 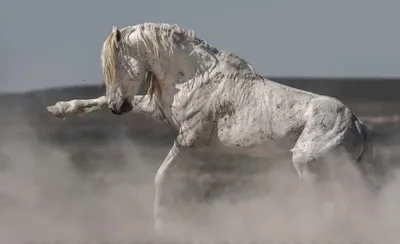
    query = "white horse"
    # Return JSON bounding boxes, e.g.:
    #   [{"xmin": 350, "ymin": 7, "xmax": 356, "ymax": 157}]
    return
[{"xmin": 47, "ymin": 22, "xmax": 376, "ymax": 231}]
